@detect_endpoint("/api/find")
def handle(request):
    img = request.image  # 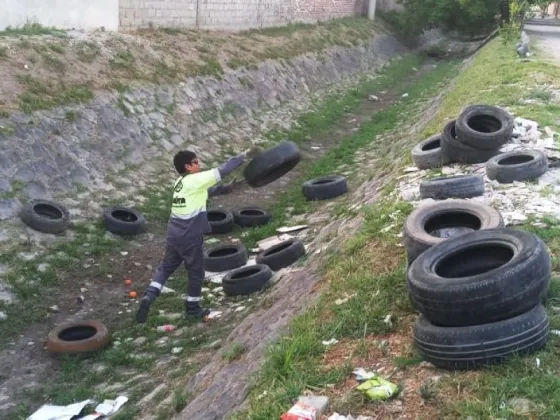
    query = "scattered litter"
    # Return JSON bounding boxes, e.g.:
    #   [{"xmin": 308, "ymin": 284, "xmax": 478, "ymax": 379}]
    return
[
  {"xmin": 398, "ymin": 116, "xmax": 560, "ymax": 225},
  {"xmin": 124, "ymin": 279, "xmax": 132, "ymax": 286},
  {"xmin": 120, "ymin": 251, "xmax": 128, "ymax": 256},
  {"xmin": 322, "ymin": 338, "xmax": 339, "ymax": 346},
  {"xmin": 550, "ymin": 329, "xmax": 560, "ymax": 336},
  {"xmin": 171, "ymin": 347, "xmax": 183, "ymax": 354},
  {"xmin": 28, "ymin": 399, "xmax": 93, "ymax": 420},
  {"xmin": 368, "ymin": 94, "xmax": 379, "ymax": 102},
  {"xmin": 48, "ymin": 305, "xmax": 59, "ymax": 313},
  {"xmin": 250, "ymin": 248, "xmax": 261, "ymax": 253},
  {"xmin": 281, "ymin": 401, "xmax": 316, "ymax": 420},
  {"xmin": 404, "ymin": 166, "xmax": 418, "ymax": 173},
  {"xmin": 352, "ymin": 368, "xmax": 376, "ymax": 381},
  {"xmin": 80, "ymin": 288, "xmax": 88, "ymax": 293},
  {"xmin": 335, "ymin": 293, "xmax": 356, "ymax": 305},
  {"xmin": 277, "ymin": 225, "xmax": 308, "ymax": 234},
  {"xmin": 0, "ymin": 311, "xmax": 6, "ymax": 321},
  {"xmin": 156, "ymin": 324, "xmax": 177, "ymax": 333},
  {"xmin": 77, "ymin": 295, "xmax": 85, "ymax": 303},
  {"xmin": 206, "ymin": 238, "xmax": 220, "ymax": 244},
  {"xmin": 311, "ymin": 146, "xmax": 322, "ymax": 150},
  {"xmin": 281, "ymin": 396, "xmax": 329, "ymax": 420},
  {"xmin": 160, "ymin": 286, "xmax": 175, "ymax": 294},
  {"xmin": 92, "ymin": 396, "xmax": 128, "ymax": 417},
  {"xmin": 356, "ymin": 376, "xmax": 398, "ymax": 401},
  {"xmin": 383, "ymin": 314, "xmax": 393, "ymax": 328},
  {"xmin": 205, "ymin": 311, "xmax": 222, "ymax": 321},
  {"xmin": 536, "ymin": 357, "xmax": 541, "ymax": 368},
  {"xmin": 401, "ymin": 93, "xmax": 409, "ymax": 99},
  {"xmin": 128, "ymin": 291, "xmax": 137, "ymax": 298},
  {"xmin": 329, "ymin": 414, "xmax": 374, "ymax": 420},
  {"xmin": 234, "ymin": 306, "xmax": 246, "ymax": 312}
]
